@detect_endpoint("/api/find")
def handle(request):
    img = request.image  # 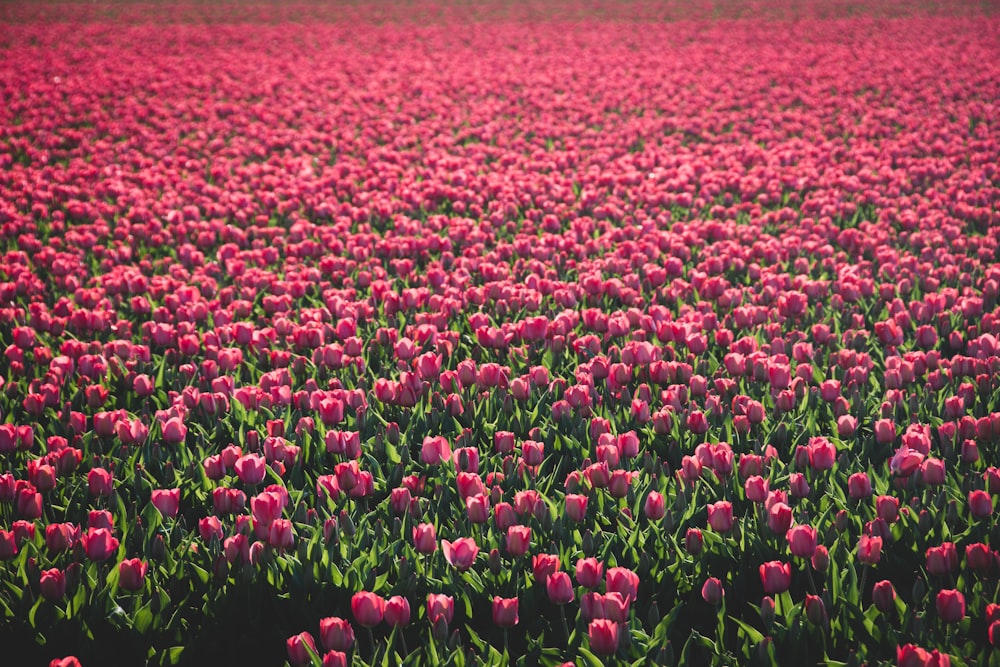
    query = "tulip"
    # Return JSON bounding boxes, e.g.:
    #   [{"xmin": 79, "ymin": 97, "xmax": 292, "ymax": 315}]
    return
[
  {"xmin": 965, "ymin": 542, "xmax": 993, "ymax": 572},
  {"xmin": 920, "ymin": 458, "xmax": 946, "ymax": 486},
  {"xmin": 88, "ymin": 467, "xmax": 113, "ymax": 497},
  {"xmin": 287, "ymin": 632, "xmax": 317, "ymax": 667},
  {"xmin": 492, "ymin": 596, "xmax": 518, "ymax": 627},
  {"xmin": 807, "ymin": 437, "xmax": 836, "ymax": 470},
  {"xmin": 322, "ymin": 652, "xmax": 348, "ymax": 667},
  {"xmin": 49, "ymin": 659, "xmax": 82, "ymax": 667},
  {"xmin": 606, "ymin": 567, "xmax": 639, "ymax": 604},
  {"xmin": 701, "ymin": 577, "xmax": 724, "ymax": 605},
  {"xmin": 118, "ymin": 558, "xmax": 148, "ymax": 591},
  {"xmin": 532, "ymin": 553, "xmax": 560, "ymax": 585},
  {"xmin": 643, "ymin": 491, "xmax": 666, "ymax": 520},
  {"xmin": 685, "ymin": 528, "xmax": 703, "ymax": 555},
  {"xmin": 268, "ymin": 519, "xmax": 294, "ymax": 550},
  {"xmin": 588, "ymin": 619, "xmax": 620, "ymax": 655},
  {"xmin": 522, "ymin": 440, "xmax": 544, "ymax": 467},
  {"xmin": 925, "ymin": 542, "xmax": 958, "ymax": 576},
  {"xmin": 319, "ymin": 617, "xmax": 355, "ymax": 652},
  {"xmin": 565, "ymin": 494, "xmax": 588, "ymax": 522},
  {"xmin": 235, "ymin": 454, "xmax": 266, "ymax": 485},
  {"xmin": 805, "ymin": 594, "xmax": 827, "ymax": 625},
  {"xmin": 151, "ymin": 488, "xmax": 180, "ymax": 519},
  {"xmin": 412, "ymin": 523, "xmax": 437, "ymax": 553},
  {"xmin": 969, "ymin": 490, "xmax": 992, "ymax": 519},
  {"xmin": 759, "ymin": 560, "xmax": 791, "ymax": 594},
  {"xmin": 351, "ymin": 591, "xmax": 386, "ymax": 627},
  {"xmin": 546, "ymin": 571, "xmax": 575, "ymax": 604},
  {"xmin": 744, "ymin": 476, "xmax": 769, "ymax": 503},
  {"xmin": 383, "ymin": 595, "xmax": 410, "ymax": 626},
  {"xmin": 466, "ymin": 495, "xmax": 490, "ymax": 524},
  {"xmin": 45, "ymin": 523, "xmax": 78, "ymax": 553},
  {"xmin": 707, "ymin": 501, "xmax": 734, "ymax": 532},
  {"xmin": 81, "ymin": 527, "xmax": 119, "ymax": 562},
  {"xmin": 767, "ymin": 502, "xmax": 793, "ymax": 534},
  {"xmin": 161, "ymin": 417, "xmax": 187, "ymax": 444},
  {"xmin": 896, "ymin": 644, "xmax": 950, "ymax": 667},
  {"xmin": 39, "ymin": 568, "xmax": 66, "ymax": 600},
  {"xmin": 847, "ymin": 472, "xmax": 872, "ymax": 499},
  {"xmin": 857, "ymin": 535, "xmax": 882, "ymax": 565},
  {"xmin": 876, "ymin": 495, "xmax": 900, "ymax": 523},
  {"xmin": 505, "ymin": 525, "xmax": 531, "ymax": 557},
  {"xmin": 575, "ymin": 557, "xmax": 604, "ymax": 589},
  {"xmin": 936, "ymin": 589, "xmax": 965, "ymax": 623},
  {"xmin": 872, "ymin": 580, "xmax": 896, "ymax": 612},
  {"xmin": 426, "ymin": 594, "xmax": 454, "ymax": 624},
  {"xmin": 442, "ymin": 538, "xmax": 479, "ymax": 571},
  {"xmin": 494, "ymin": 502, "xmax": 518, "ymax": 531},
  {"xmin": 420, "ymin": 436, "xmax": 451, "ymax": 465},
  {"xmin": 786, "ymin": 524, "xmax": 818, "ymax": 559}
]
